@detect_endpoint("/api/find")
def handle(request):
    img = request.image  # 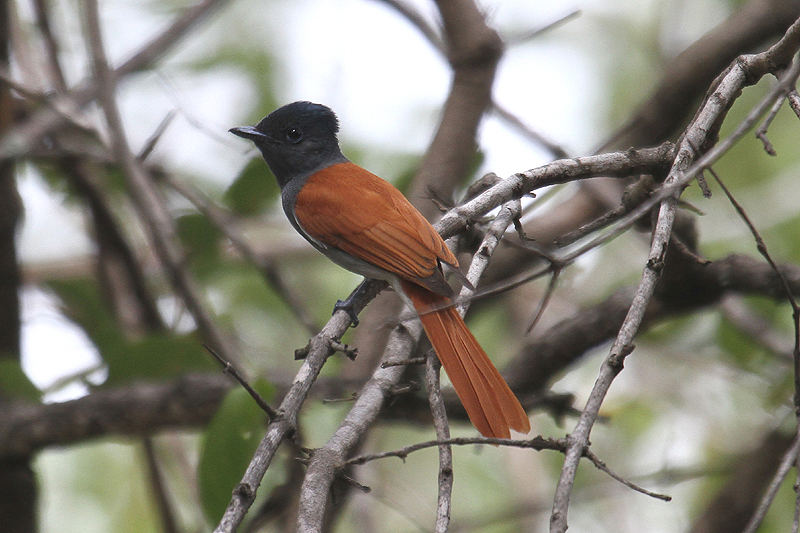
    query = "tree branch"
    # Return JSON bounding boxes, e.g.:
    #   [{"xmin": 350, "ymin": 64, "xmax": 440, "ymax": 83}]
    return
[
  {"xmin": 84, "ymin": 0, "xmax": 236, "ymax": 360},
  {"xmin": 550, "ymin": 22, "xmax": 800, "ymax": 530},
  {"xmin": 0, "ymin": 0, "xmax": 230, "ymax": 160},
  {"xmin": 0, "ymin": 373, "xmax": 231, "ymax": 458}
]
